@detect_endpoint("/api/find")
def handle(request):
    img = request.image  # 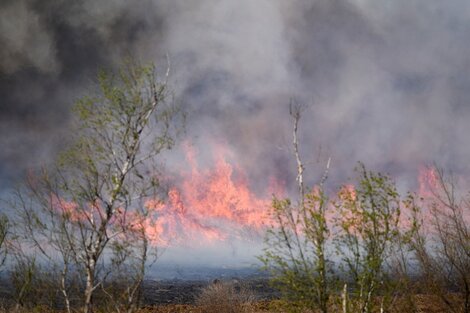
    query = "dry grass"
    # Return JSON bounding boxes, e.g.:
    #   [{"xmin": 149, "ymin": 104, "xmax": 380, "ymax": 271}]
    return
[
  {"xmin": 139, "ymin": 294, "xmax": 467, "ymax": 313},
  {"xmin": 137, "ymin": 302, "xmax": 271, "ymax": 313},
  {"xmin": 195, "ymin": 281, "xmax": 256, "ymax": 313},
  {"xmin": 0, "ymin": 294, "xmax": 463, "ymax": 313}
]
